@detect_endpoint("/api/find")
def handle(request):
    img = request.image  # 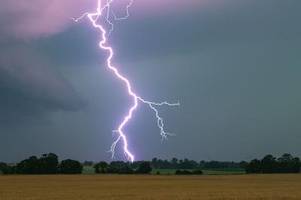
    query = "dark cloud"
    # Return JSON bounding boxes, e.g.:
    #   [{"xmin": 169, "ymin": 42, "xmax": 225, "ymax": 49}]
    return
[
  {"xmin": 0, "ymin": 47, "xmax": 84, "ymax": 124},
  {"xmin": 0, "ymin": 0, "xmax": 301, "ymax": 162},
  {"xmin": 111, "ymin": 0, "xmax": 301, "ymax": 62}
]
